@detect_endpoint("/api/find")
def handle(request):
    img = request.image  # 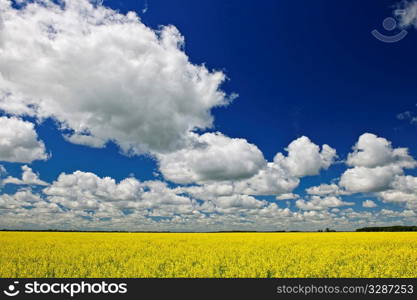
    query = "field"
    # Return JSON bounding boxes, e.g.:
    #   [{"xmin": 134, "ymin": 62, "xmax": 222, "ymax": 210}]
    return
[{"xmin": 0, "ymin": 232, "xmax": 416, "ymax": 278}]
